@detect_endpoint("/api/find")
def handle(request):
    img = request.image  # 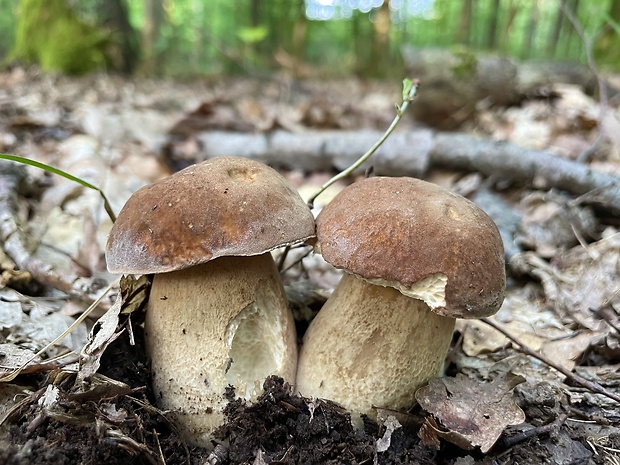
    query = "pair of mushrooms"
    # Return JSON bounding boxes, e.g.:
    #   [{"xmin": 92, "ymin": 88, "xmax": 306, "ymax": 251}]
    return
[{"xmin": 105, "ymin": 156, "xmax": 505, "ymax": 447}]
